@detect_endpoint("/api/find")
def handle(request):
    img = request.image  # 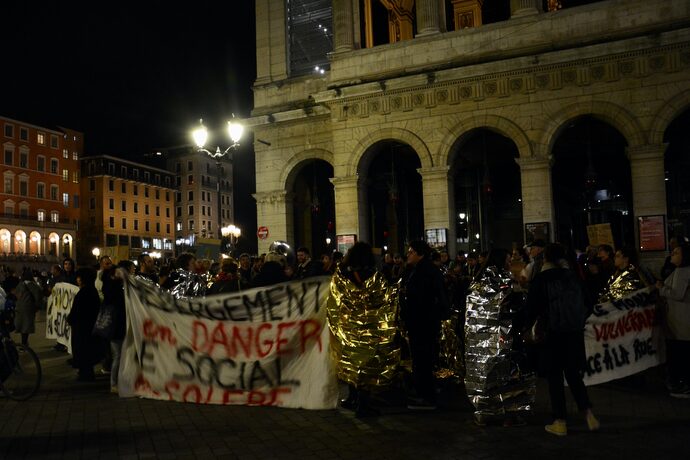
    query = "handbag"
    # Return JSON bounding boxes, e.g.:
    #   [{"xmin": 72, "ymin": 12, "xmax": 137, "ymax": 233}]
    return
[
  {"xmin": 523, "ymin": 315, "xmax": 547, "ymax": 345},
  {"xmin": 92, "ymin": 303, "xmax": 115, "ymax": 339}
]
